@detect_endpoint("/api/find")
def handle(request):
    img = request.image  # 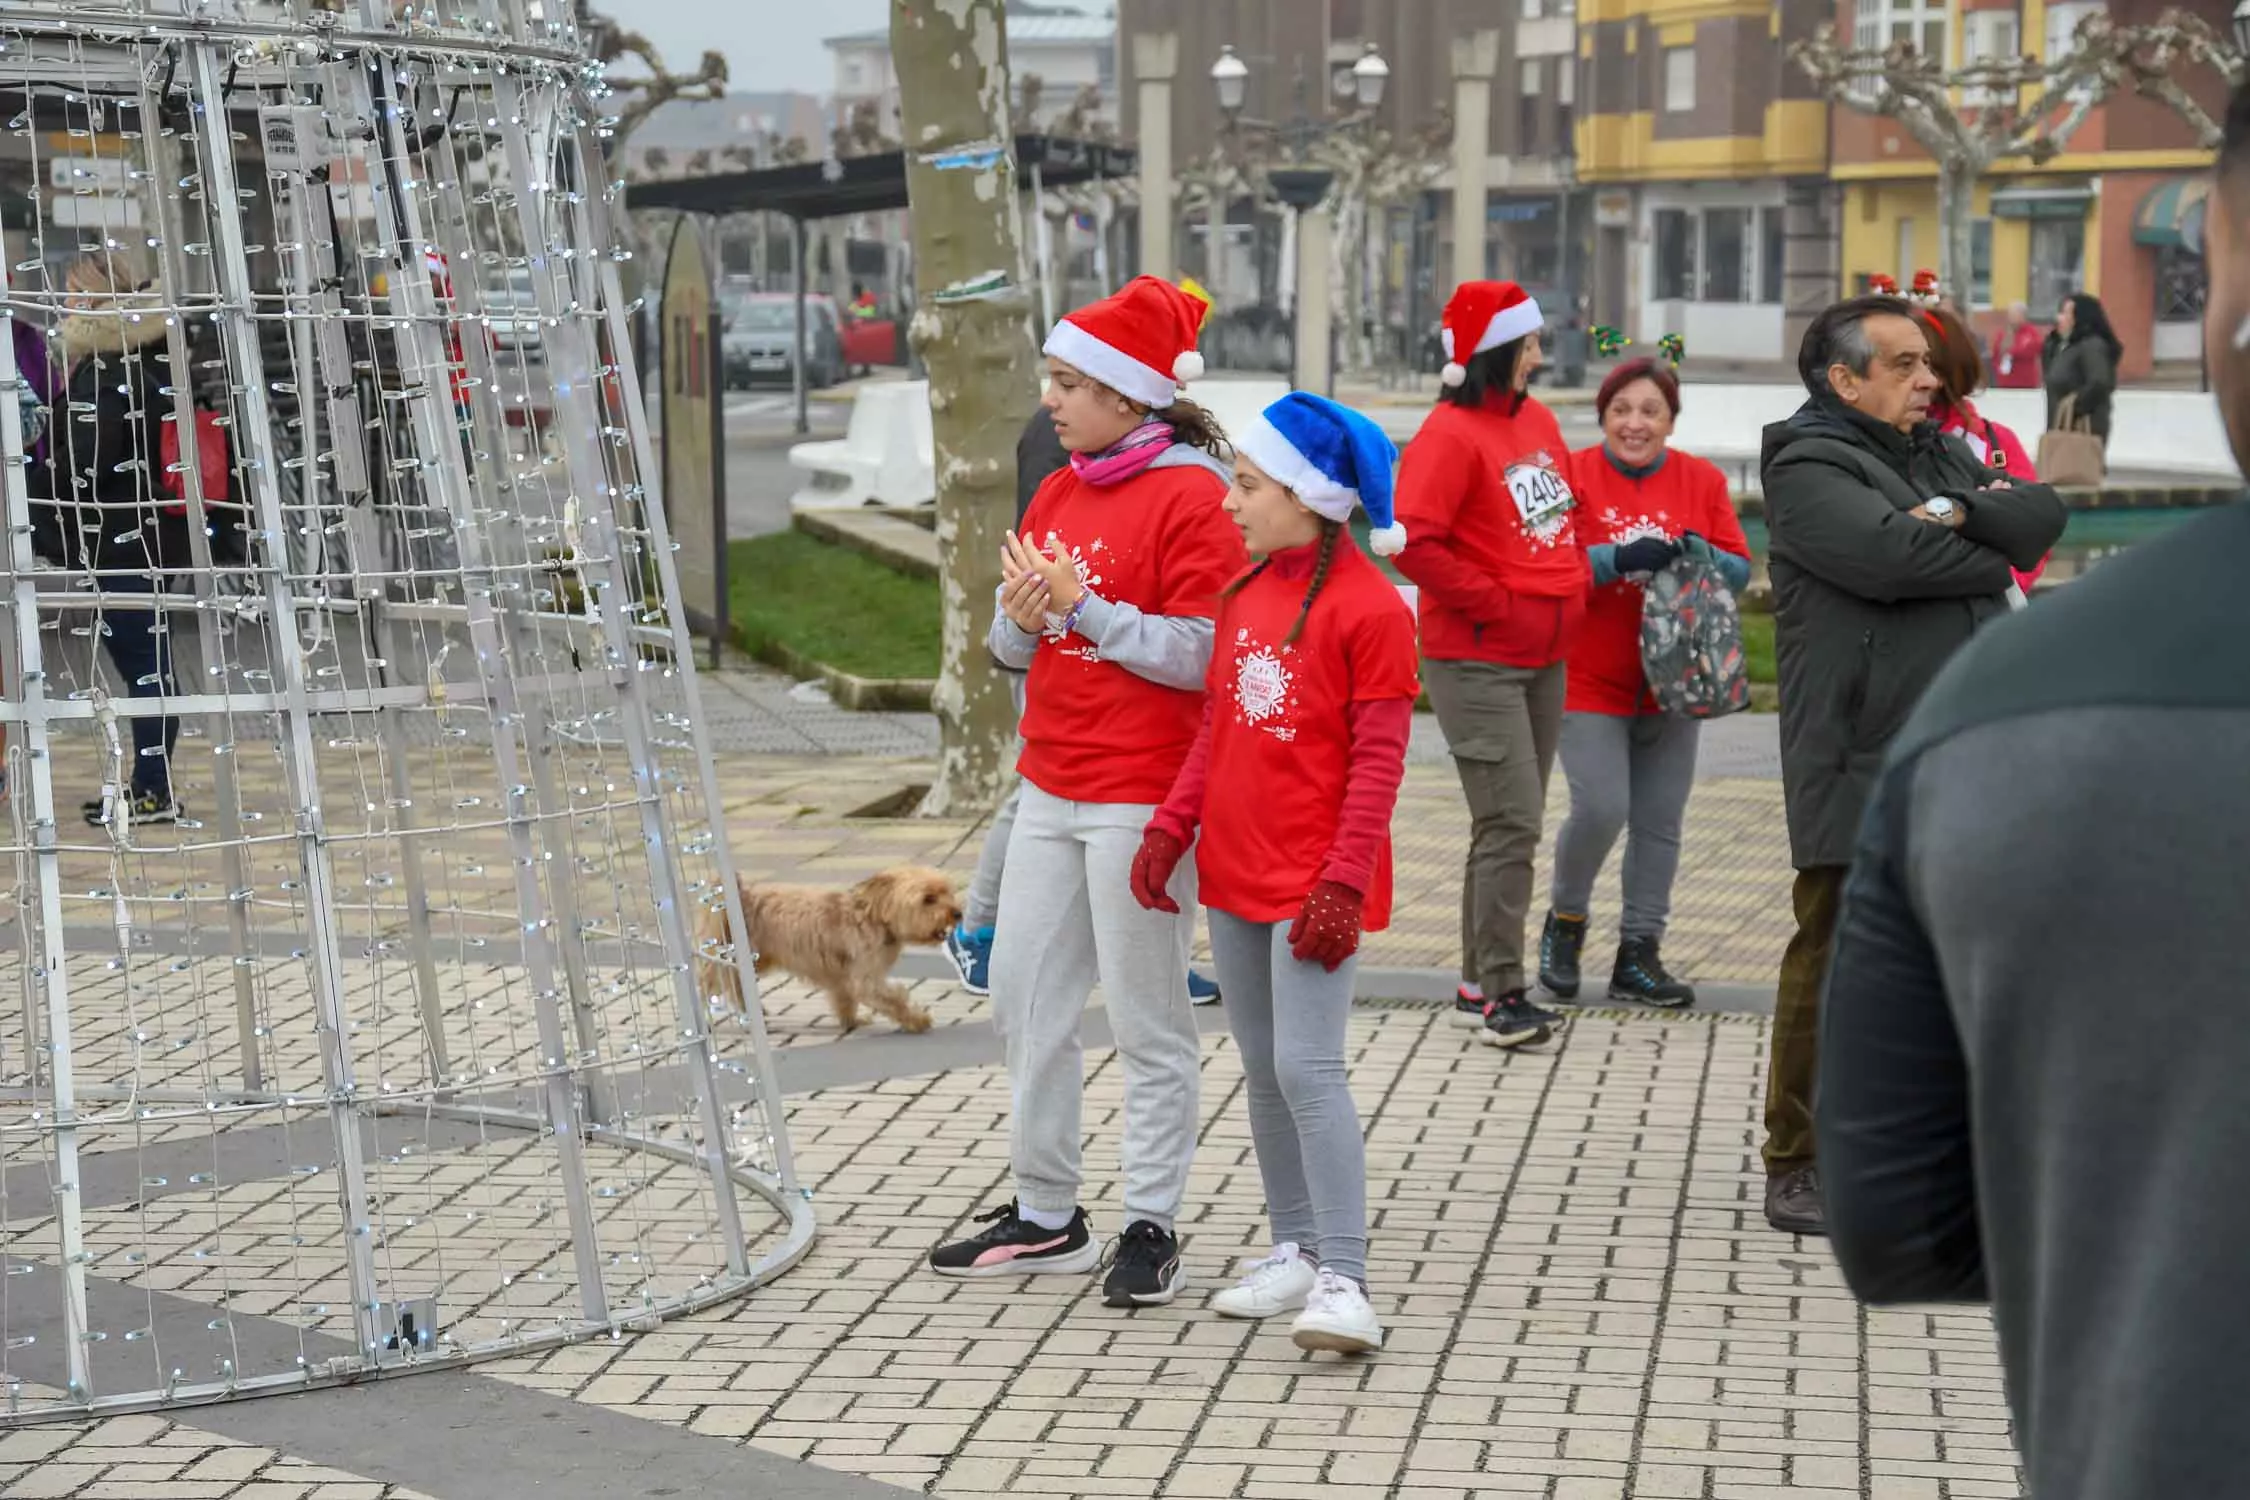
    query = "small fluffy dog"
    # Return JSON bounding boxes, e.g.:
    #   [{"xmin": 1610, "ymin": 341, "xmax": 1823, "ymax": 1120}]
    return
[{"xmin": 697, "ymin": 866, "xmax": 962, "ymax": 1033}]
